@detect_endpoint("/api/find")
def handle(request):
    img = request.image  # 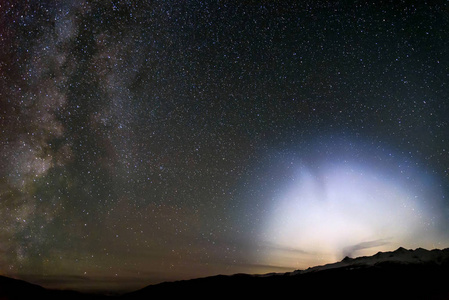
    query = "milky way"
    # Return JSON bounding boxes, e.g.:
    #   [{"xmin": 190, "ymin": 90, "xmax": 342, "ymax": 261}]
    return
[{"xmin": 1, "ymin": 1, "xmax": 449, "ymax": 292}]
